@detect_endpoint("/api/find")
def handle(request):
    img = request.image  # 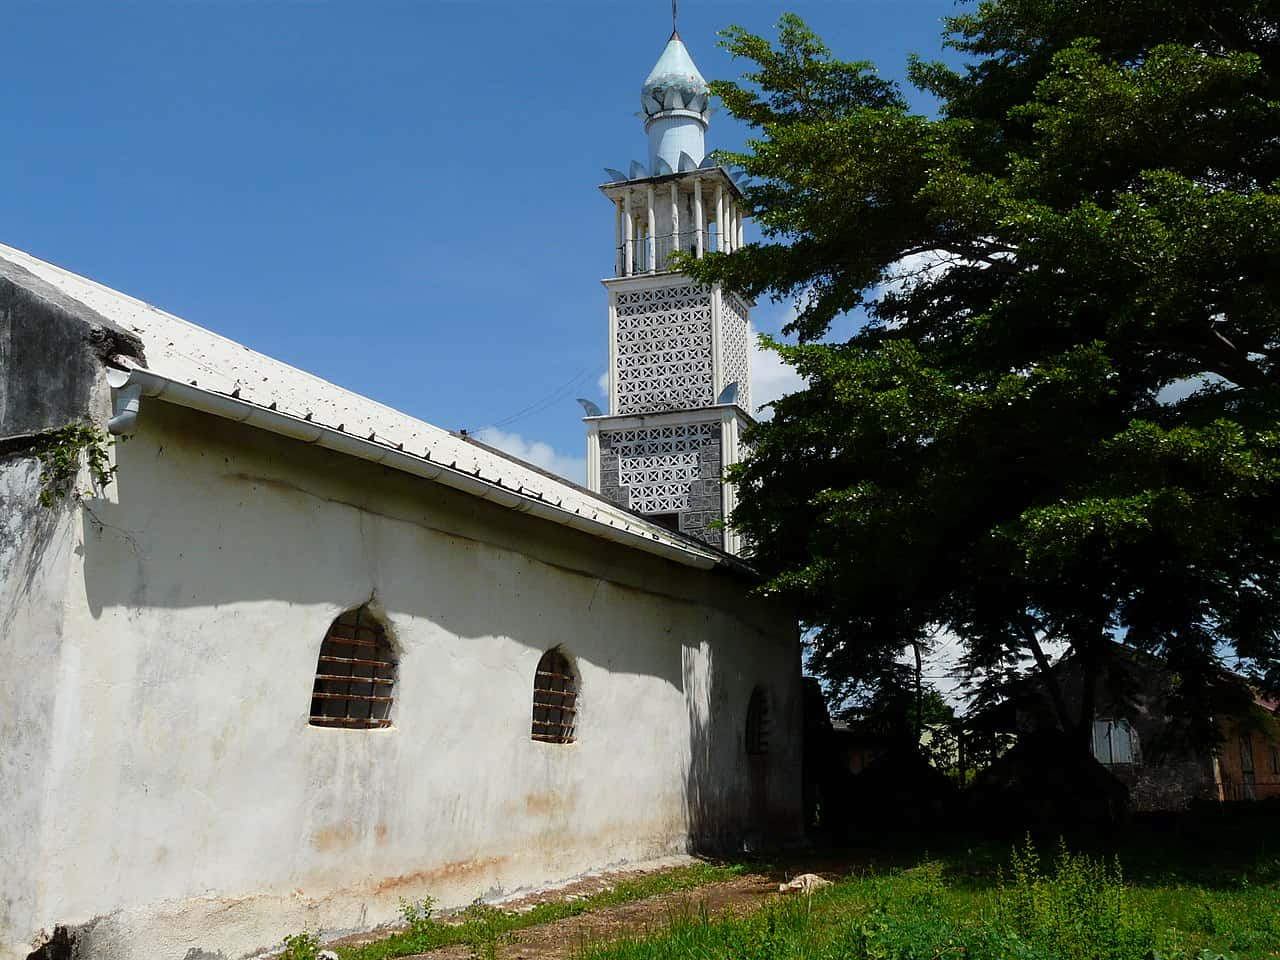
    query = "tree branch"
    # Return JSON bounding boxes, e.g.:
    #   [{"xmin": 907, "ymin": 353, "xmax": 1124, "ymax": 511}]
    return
[{"xmin": 1018, "ymin": 615, "xmax": 1076, "ymax": 738}]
